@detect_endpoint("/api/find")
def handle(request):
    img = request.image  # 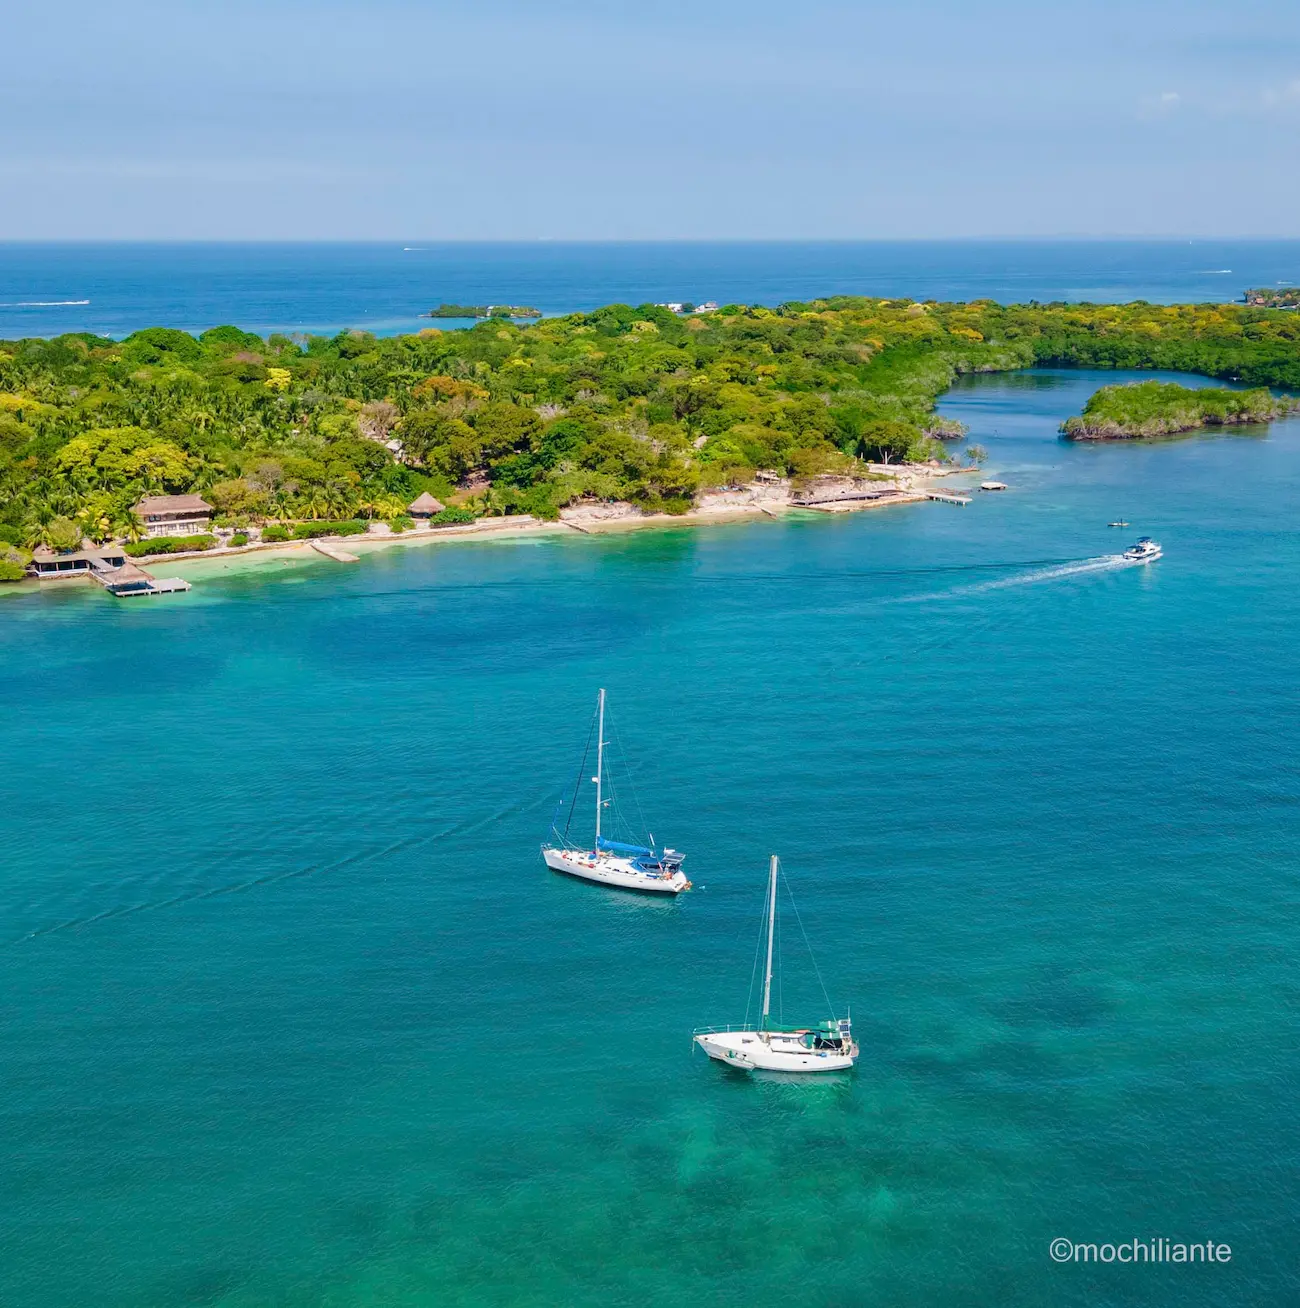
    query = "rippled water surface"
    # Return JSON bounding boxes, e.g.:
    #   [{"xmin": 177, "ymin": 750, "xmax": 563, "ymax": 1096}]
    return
[{"xmin": 3, "ymin": 369, "xmax": 1298, "ymax": 1307}]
